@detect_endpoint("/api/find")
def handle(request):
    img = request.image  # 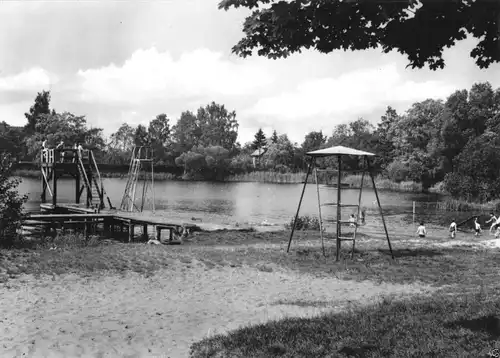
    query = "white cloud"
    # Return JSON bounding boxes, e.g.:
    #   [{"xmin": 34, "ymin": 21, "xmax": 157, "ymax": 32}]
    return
[
  {"xmin": 236, "ymin": 63, "xmax": 457, "ymax": 144},
  {"xmin": 0, "ymin": 67, "xmax": 55, "ymax": 92},
  {"xmin": 77, "ymin": 47, "xmax": 274, "ymax": 104},
  {"xmin": 0, "ymin": 101, "xmax": 30, "ymax": 126},
  {"xmin": 243, "ymin": 63, "xmax": 455, "ymax": 122}
]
